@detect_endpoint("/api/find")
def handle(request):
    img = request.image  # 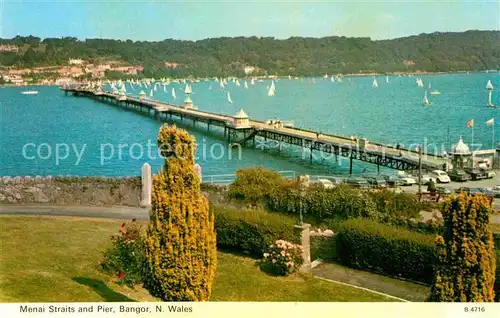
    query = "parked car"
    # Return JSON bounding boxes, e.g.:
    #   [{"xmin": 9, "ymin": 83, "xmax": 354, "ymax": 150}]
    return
[
  {"xmin": 323, "ymin": 176, "xmax": 344, "ymax": 185},
  {"xmin": 345, "ymin": 177, "xmax": 370, "ymax": 188},
  {"xmin": 491, "ymin": 185, "xmax": 500, "ymax": 198},
  {"xmin": 396, "ymin": 173, "xmax": 417, "ymax": 186},
  {"xmin": 429, "ymin": 170, "xmax": 451, "ymax": 183},
  {"xmin": 466, "ymin": 169, "xmax": 489, "ymax": 181},
  {"xmin": 436, "ymin": 186, "xmax": 452, "ymax": 195},
  {"xmin": 381, "ymin": 174, "xmax": 401, "ymax": 187},
  {"xmin": 314, "ymin": 179, "xmax": 334, "ymax": 189},
  {"xmin": 469, "ymin": 188, "xmax": 486, "ymax": 196},
  {"xmin": 477, "ymin": 187, "xmax": 496, "ymax": 198},
  {"xmin": 455, "ymin": 187, "xmax": 471, "ymax": 194},
  {"xmin": 419, "ymin": 174, "xmax": 434, "ymax": 185},
  {"xmin": 449, "ymin": 169, "xmax": 471, "ymax": 182},
  {"xmin": 366, "ymin": 176, "xmax": 387, "ymax": 188}
]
